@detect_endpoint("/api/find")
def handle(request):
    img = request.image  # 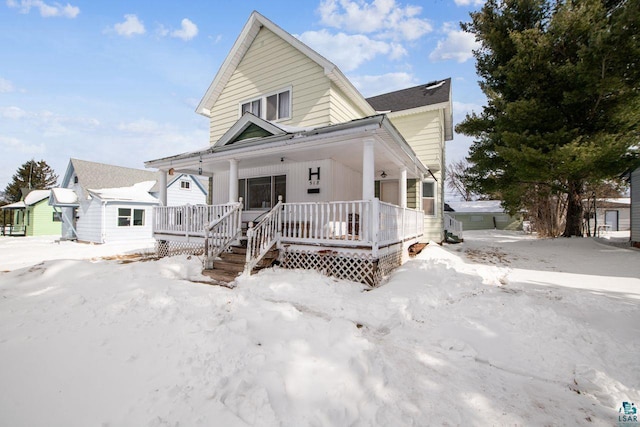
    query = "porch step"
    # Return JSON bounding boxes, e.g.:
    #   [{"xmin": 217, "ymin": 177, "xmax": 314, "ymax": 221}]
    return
[{"xmin": 202, "ymin": 244, "xmax": 279, "ymax": 285}]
